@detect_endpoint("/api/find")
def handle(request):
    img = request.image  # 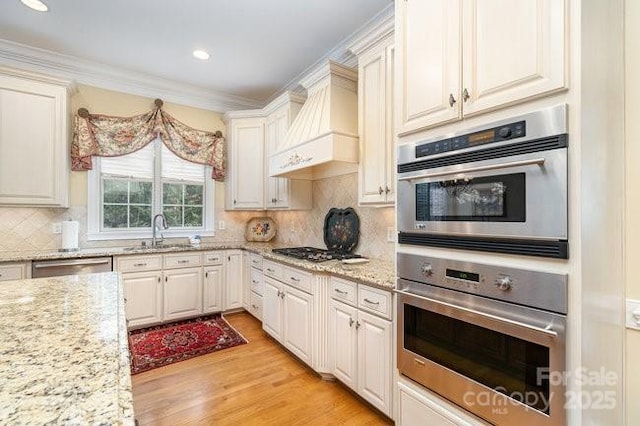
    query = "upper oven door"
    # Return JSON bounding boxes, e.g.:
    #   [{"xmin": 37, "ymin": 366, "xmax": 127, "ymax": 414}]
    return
[{"xmin": 397, "ymin": 147, "xmax": 567, "ymax": 240}]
